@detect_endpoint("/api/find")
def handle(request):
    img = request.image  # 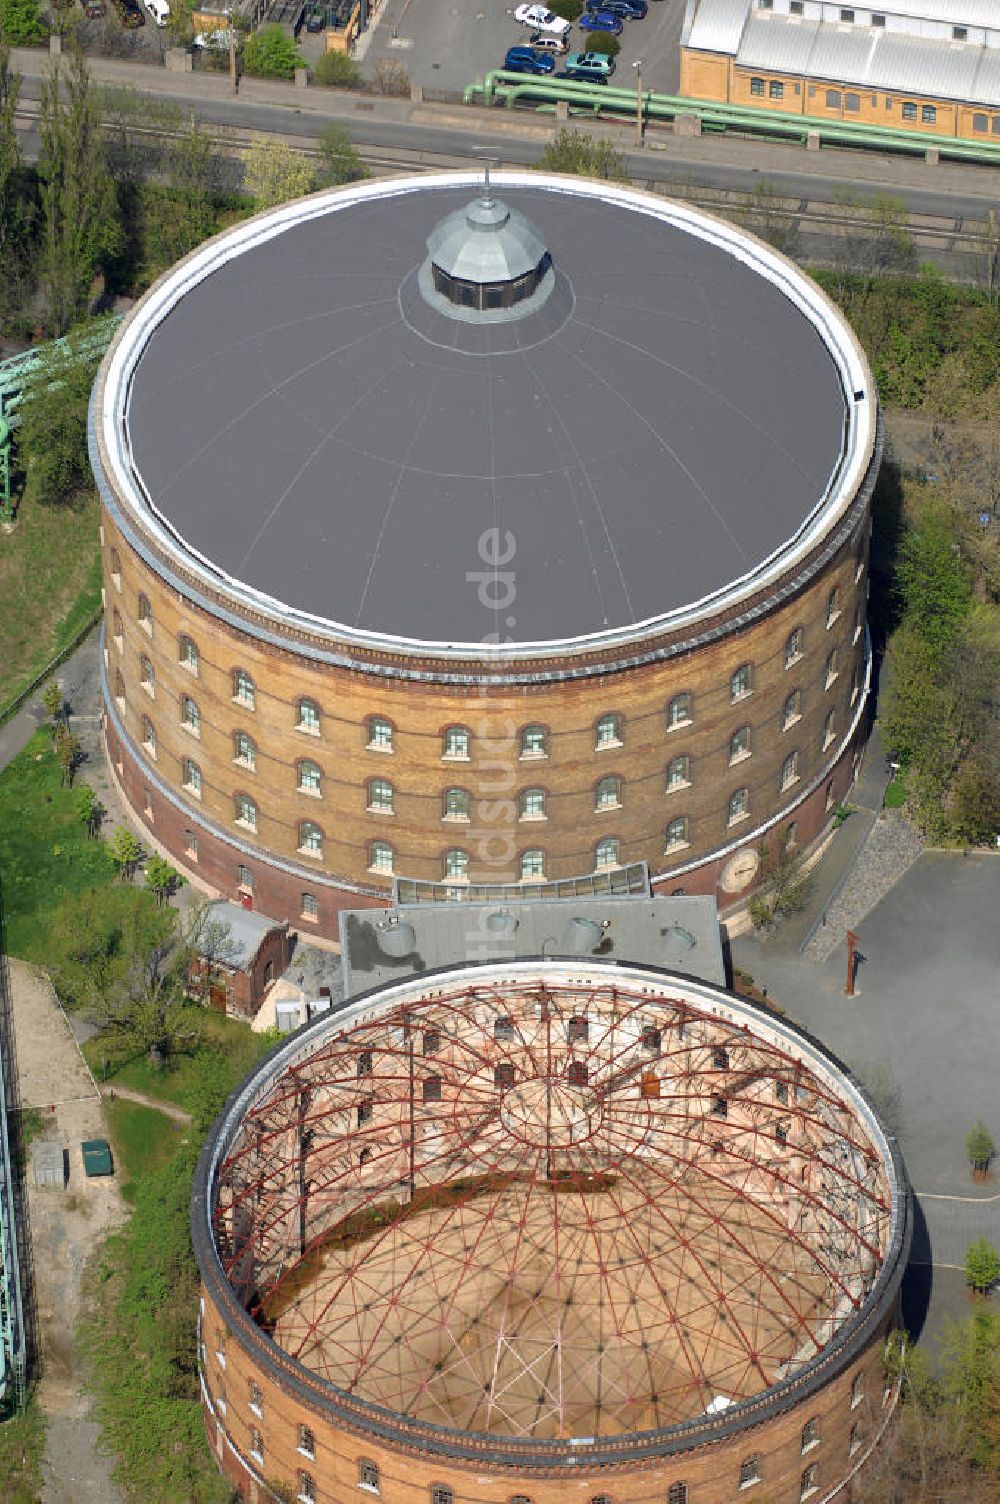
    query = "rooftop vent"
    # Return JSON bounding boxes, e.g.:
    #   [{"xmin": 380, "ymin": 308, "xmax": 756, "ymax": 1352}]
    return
[
  {"xmin": 377, "ymin": 916, "xmax": 417, "ymax": 958},
  {"xmin": 420, "ymin": 167, "xmax": 554, "ymax": 322}
]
